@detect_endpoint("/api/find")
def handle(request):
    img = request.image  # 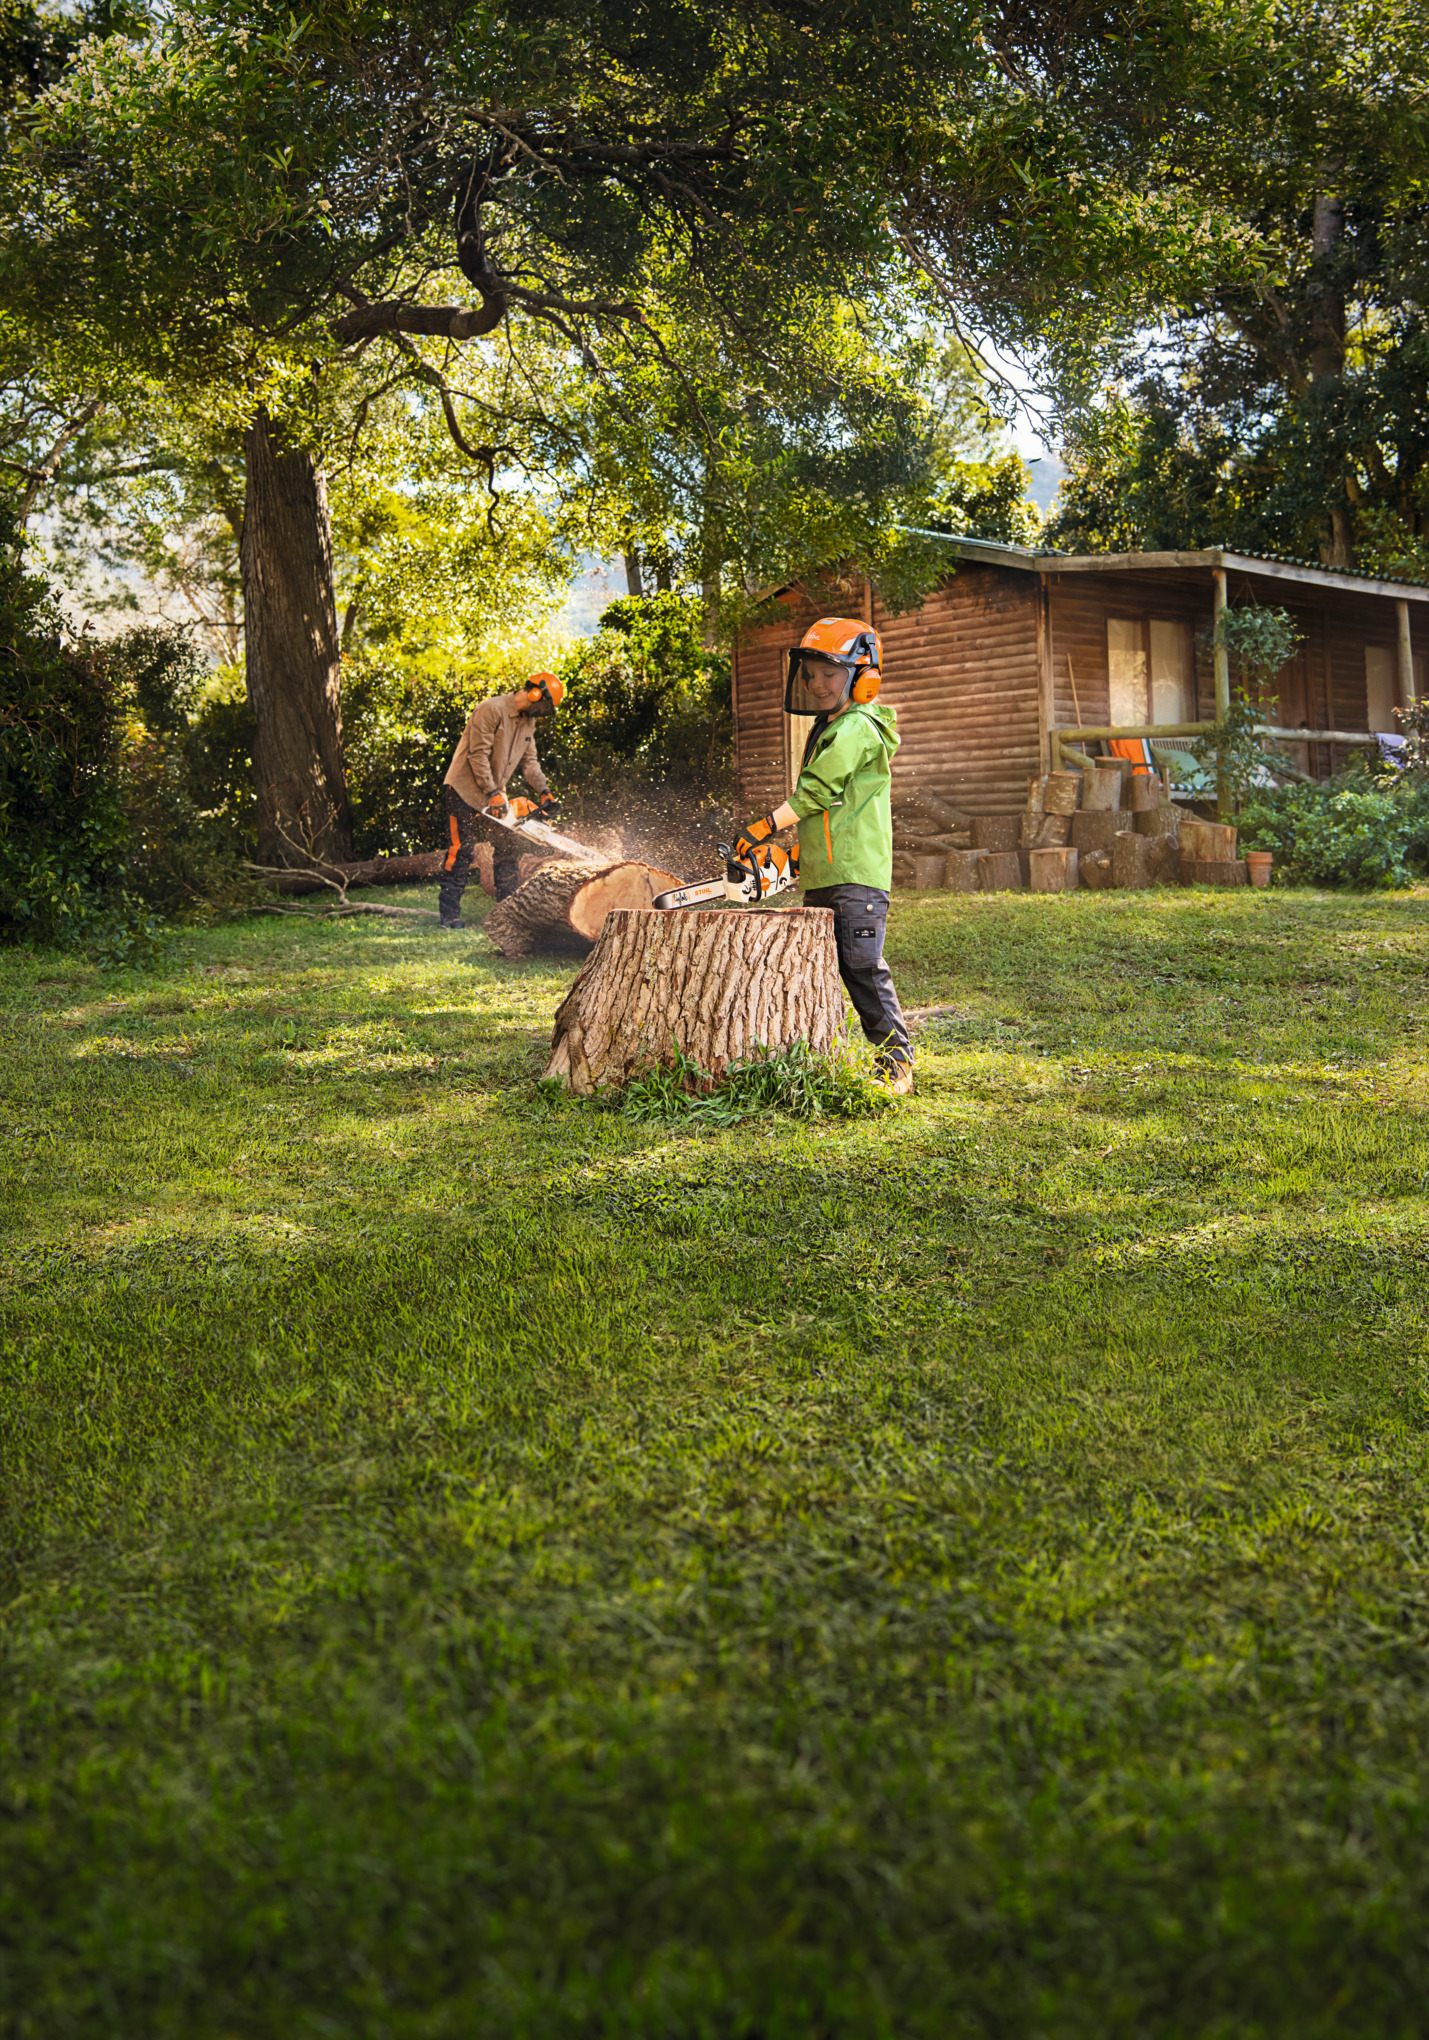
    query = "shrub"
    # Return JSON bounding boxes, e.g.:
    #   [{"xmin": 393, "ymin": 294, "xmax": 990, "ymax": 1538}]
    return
[
  {"xmin": 0, "ymin": 523, "xmax": 132, "ymax": 943},
  {"xmin": 544, "ymin": 593, "xmax": 732, "ymax": 791},
  {"xmin": 0, "ymin": 524, "xmax": 257, "ymax": 946},
  {"xmin": 340, "ymin": 662, "xmax": 471, "ymax": 858},
  {"xmin": 1239, "ymin": 779, "xmax": 1417, "ymax": 889}
]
